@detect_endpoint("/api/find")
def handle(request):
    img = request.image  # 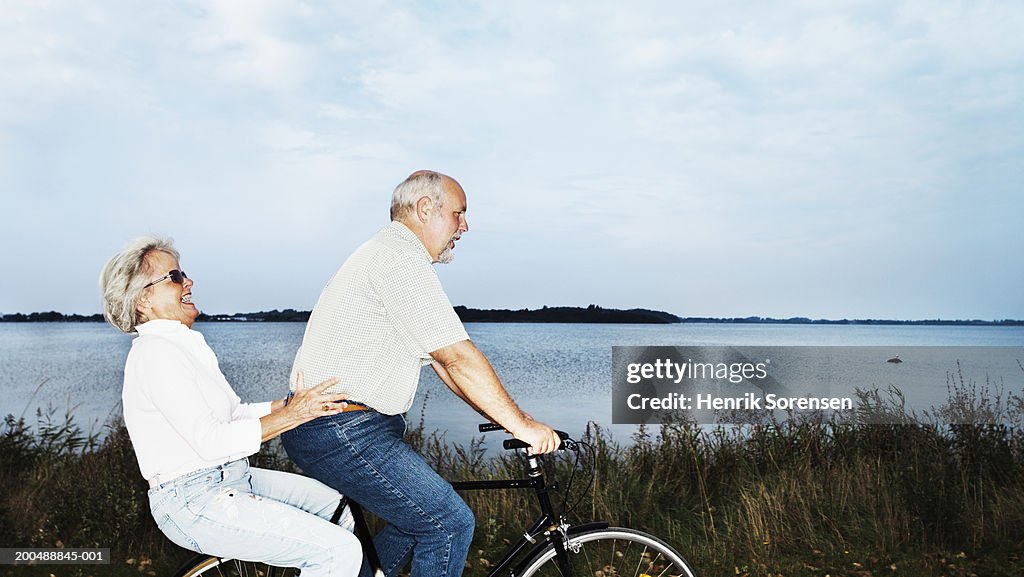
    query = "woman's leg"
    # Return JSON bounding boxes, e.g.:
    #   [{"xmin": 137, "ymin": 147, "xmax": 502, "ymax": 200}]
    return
[
  {"xmin": 149, "ymin": 460, "xmax": 361, "ymax": 577},
  {"xmin": 247, "ymin": 466, "xmax": 355, "ymax": 531}
]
